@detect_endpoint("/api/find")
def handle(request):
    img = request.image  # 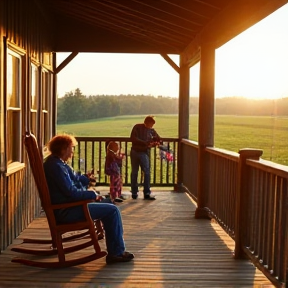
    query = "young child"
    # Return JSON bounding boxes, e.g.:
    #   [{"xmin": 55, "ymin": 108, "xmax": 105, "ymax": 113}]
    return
[{"xmin": 105, "ymin": 141, "xmax": 124, "ymax": 204}]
